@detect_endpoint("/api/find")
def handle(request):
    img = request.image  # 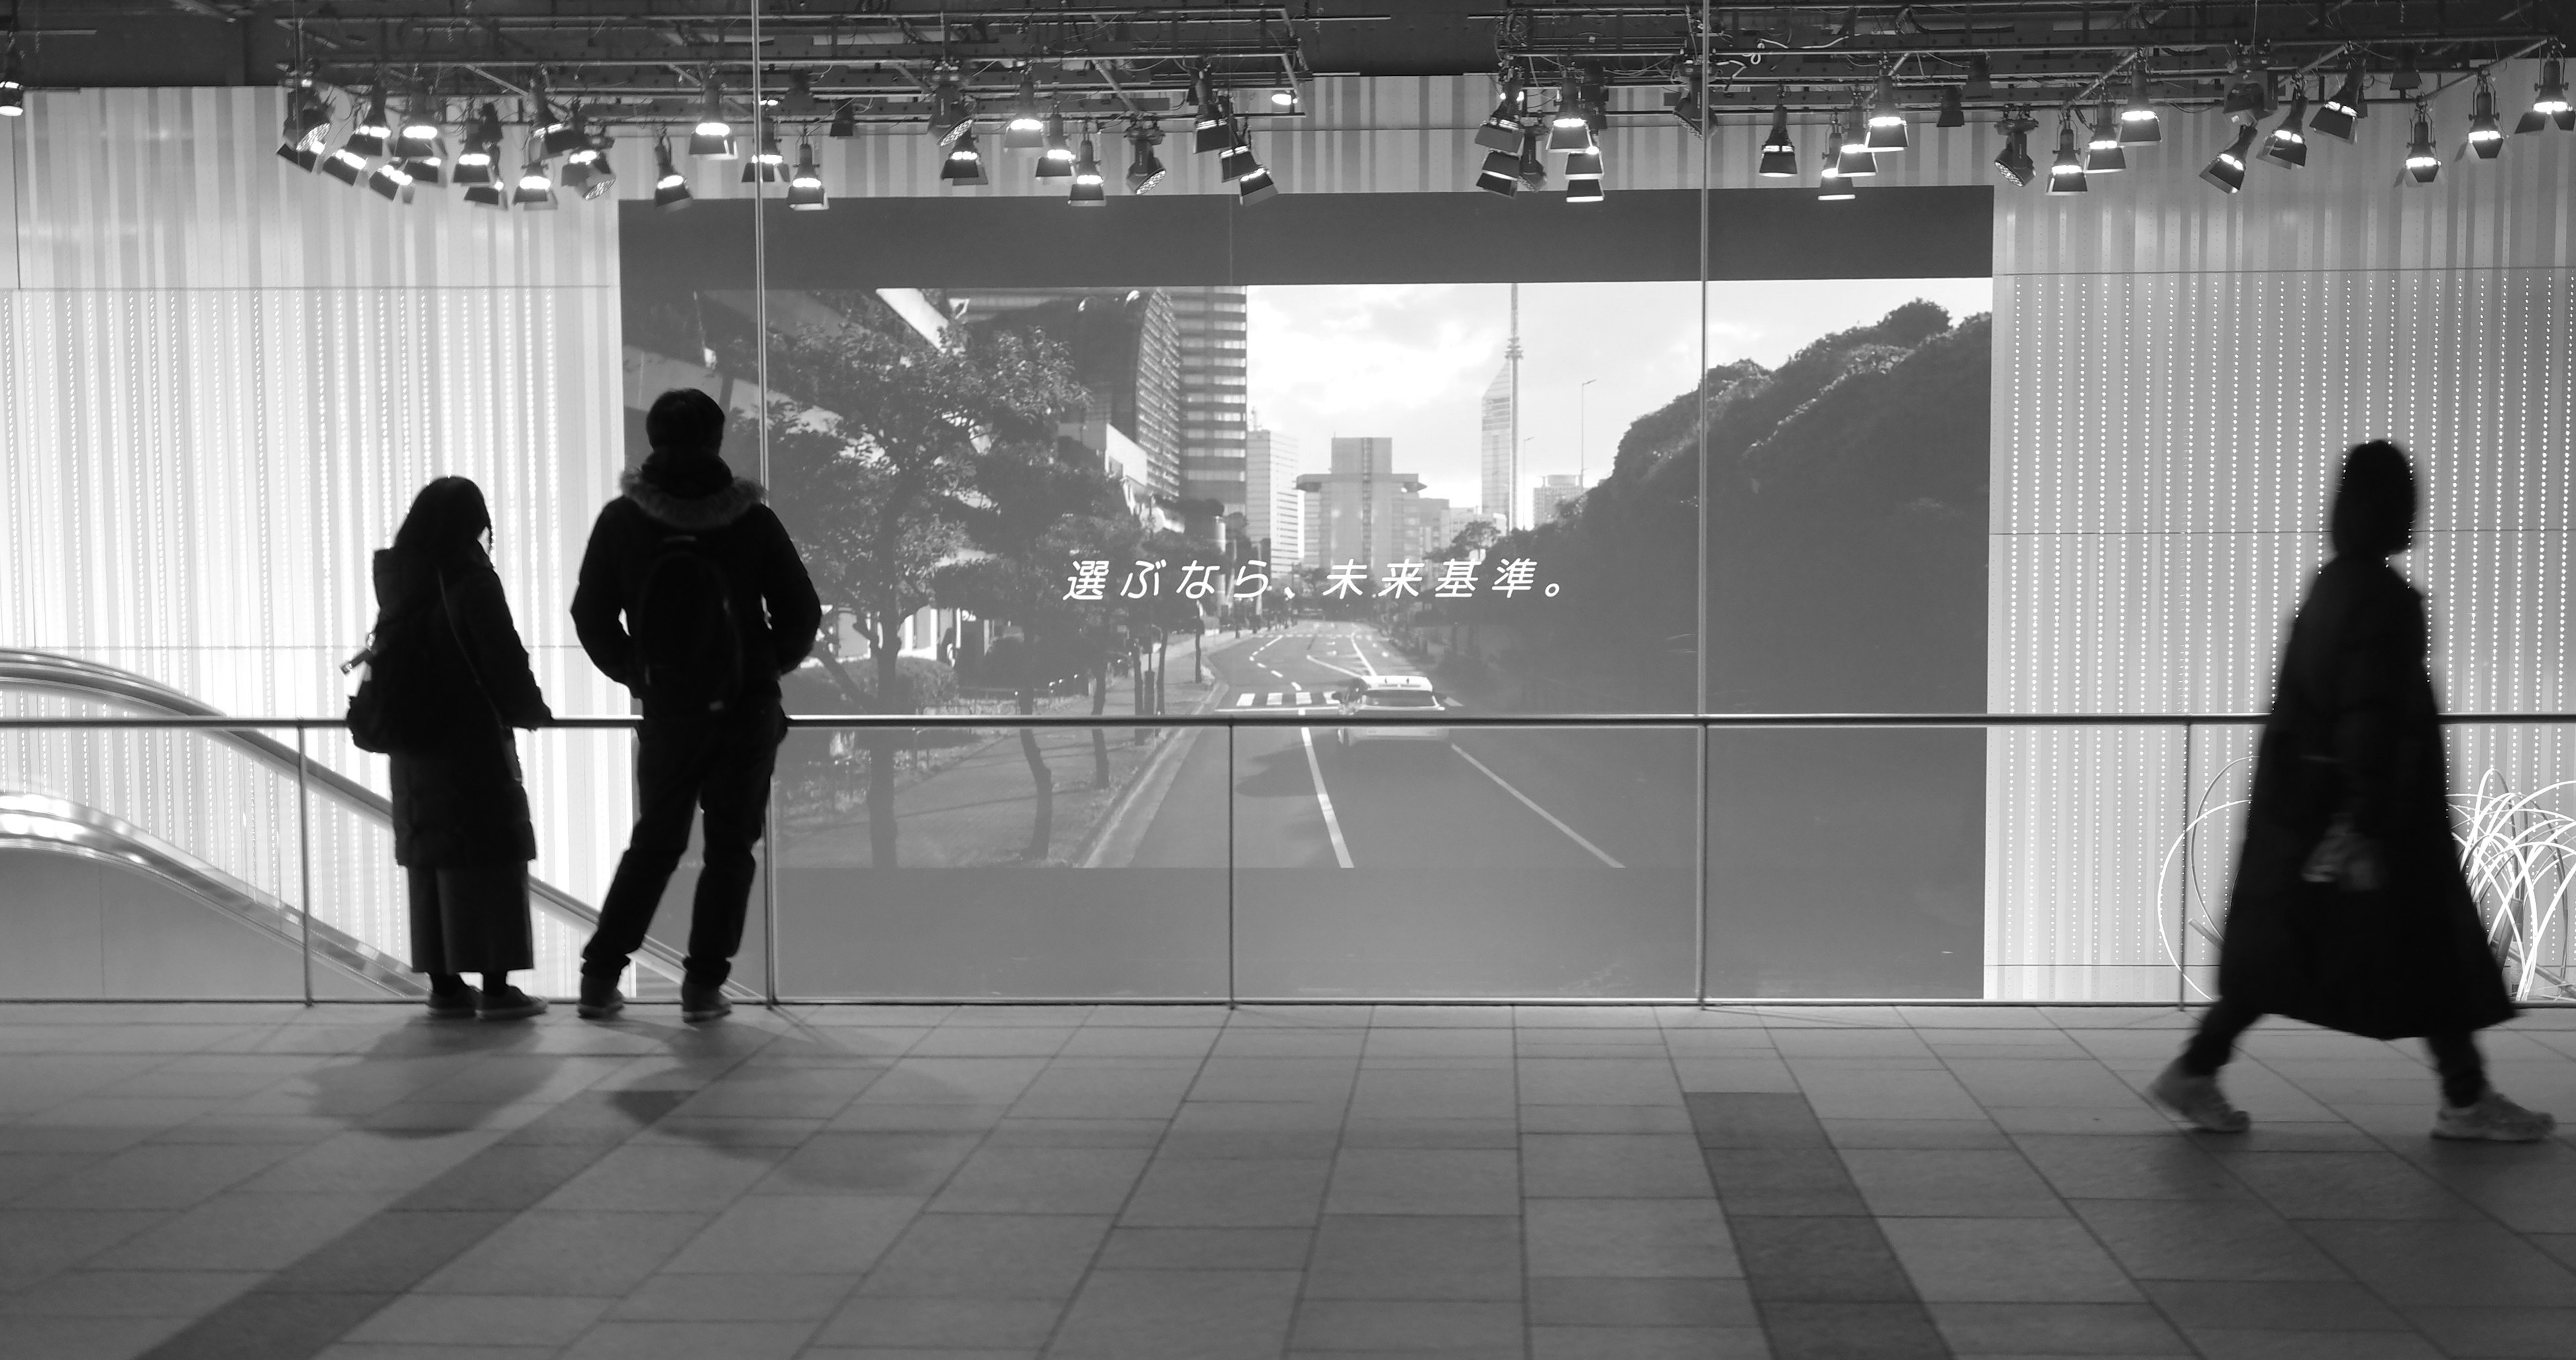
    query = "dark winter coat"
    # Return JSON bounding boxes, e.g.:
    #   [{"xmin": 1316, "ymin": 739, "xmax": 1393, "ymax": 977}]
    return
[
  {"xmin": 374, "ymin": 545, "xmax": 553, "ymax": 868},
  {"xmin": 569, "ymin": 449, "xmax": 823, "ymax": 718},
  {"xmin": 2216, "ymin": 554, "xmax": 2513, "ymax": 1040}
]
